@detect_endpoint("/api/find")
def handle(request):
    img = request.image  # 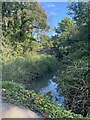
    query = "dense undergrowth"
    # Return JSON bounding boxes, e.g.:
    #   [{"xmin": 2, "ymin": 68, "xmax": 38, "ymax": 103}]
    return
[
  {"xmin": 2, "ymin": 81, "xmax": 84, "ymax": 119},
  {"xmin": 2, "ymin": 54, "xmax": 58, "ymax": 86},
  {"xmin": 58, "ymin": 57, "xmax": 89, "ymax": 117}
]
